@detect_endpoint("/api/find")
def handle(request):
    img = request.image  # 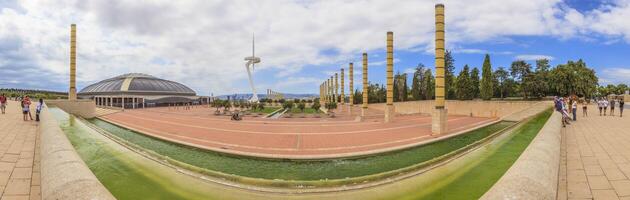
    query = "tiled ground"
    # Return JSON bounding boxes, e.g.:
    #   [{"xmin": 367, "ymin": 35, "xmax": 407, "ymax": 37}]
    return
[
  {"xmin": 559, "ymin": 106, "xmax": 630, "ymax": 200},
  {"xmin": 0, "ymin": 101, "xmax": 41, "ymax": 200}
]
